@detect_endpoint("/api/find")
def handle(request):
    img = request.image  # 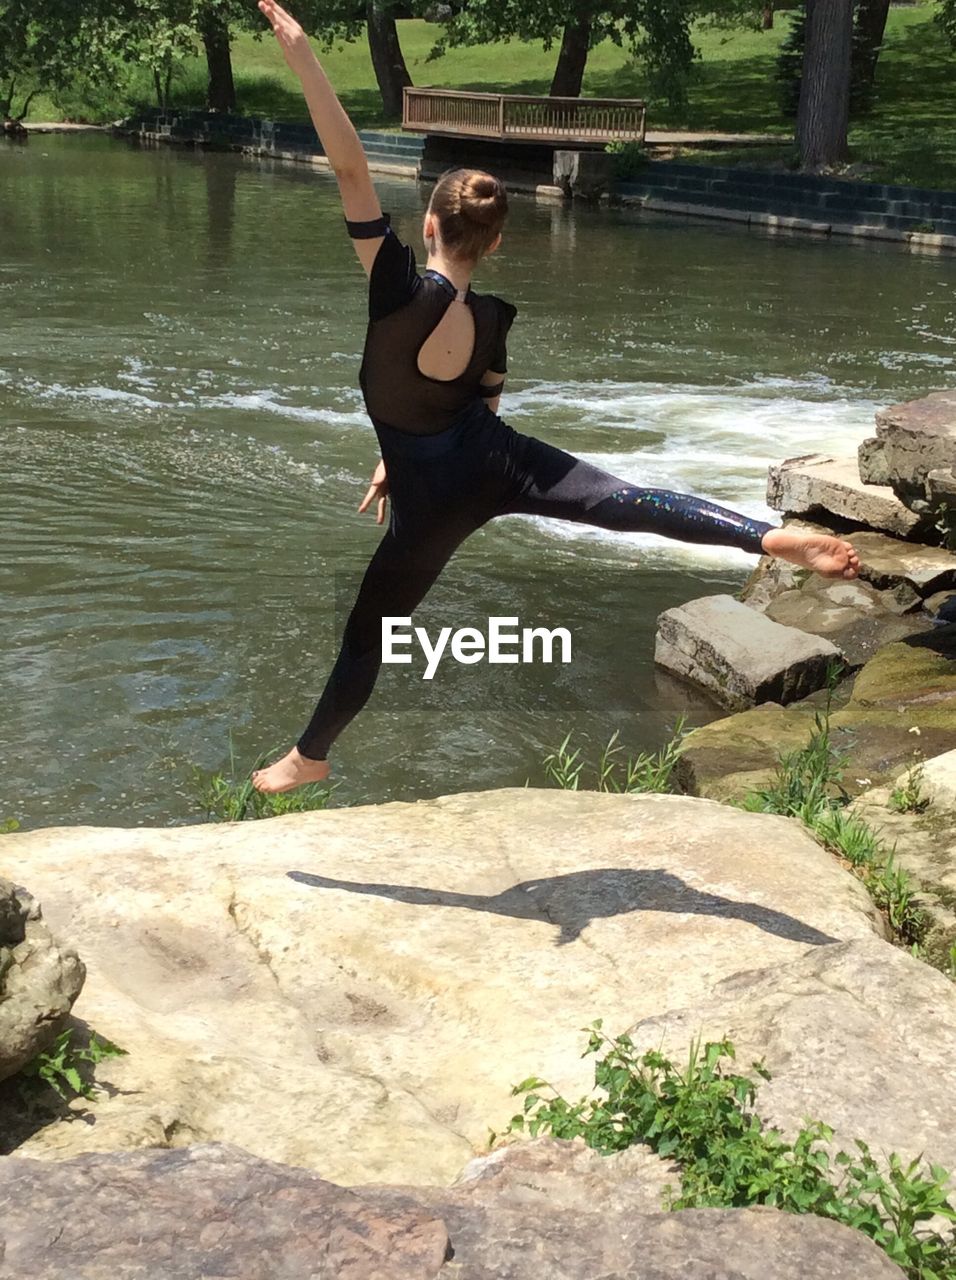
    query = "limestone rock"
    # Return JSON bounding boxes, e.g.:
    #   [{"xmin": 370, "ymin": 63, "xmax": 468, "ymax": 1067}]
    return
[
  {"xmin": 875, "ymin": 390, "xmax": 956, "ymax": 509},
  {"xmin": 927, "ymin": 467, "xmax": 956, "ymax": 507},
  {"xmin": 0, "ymin": 790, "xmax": 884, "ymax": 1180},
  {"xmin": 0, "ymin": 878, "xmax": 85, "ymax": 1083},
  {"xmin": 766, "ymin": 453, "xmax": 926, "ymax": 538},
  {"xmin": 677, "ymin": 625, "xmax": 956, "ymax": 801},
  {"xmin": 0, "ymin": 1143, "xmax": 450, "ymax": 1280},
  {"xmin": 629, "ymin": 936, "xmax": 956, "ymax": 1181},
  {"xmin": 655, "ymin": 593, "xmax": 843, "ymax": 710},
  {"xmin": 451, "ymin": 1136, "xmax": 677, "ymax": 1216},
  {"xmin": 764, "ymin": 575, "xmax": 930, "ymax": 668},
  {"xmin": 0, "ymin": 1142, "xmax": 906, "ymax": 1280},
  {"xmin": 851, "ymin": 528, "xmax": 956, "ymax": 595},
  {"xmin": 858, "ymin": 435, "xmax": 891, "ymax": 486},
  {"xmin": 899, "ymin": 747, "xmax": 956, "ymax": 810}
]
